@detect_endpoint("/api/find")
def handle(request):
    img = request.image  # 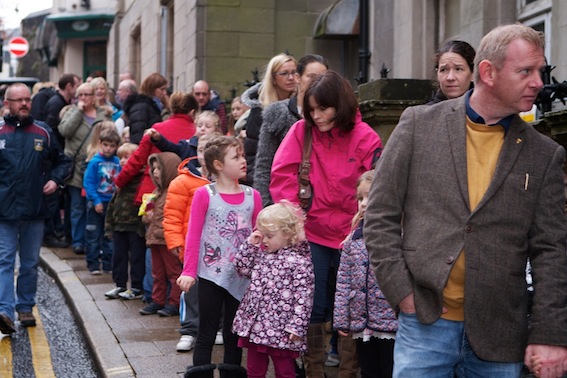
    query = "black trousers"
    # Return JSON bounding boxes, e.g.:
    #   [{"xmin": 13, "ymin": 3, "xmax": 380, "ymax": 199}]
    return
[
  {"xmin": 112, "ymin": 231, "xmax": 146, "ymax": 289},
  {"xmin": 356, "ymin": 337, "xmax": 395, "ymax": 378},
  {"xmin": 193, "ymin": 278, "xmax": 241, "ymax": 366}
]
